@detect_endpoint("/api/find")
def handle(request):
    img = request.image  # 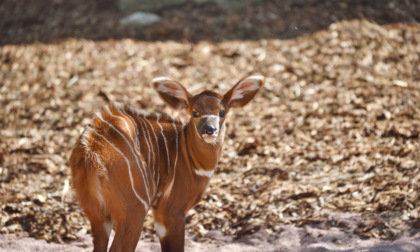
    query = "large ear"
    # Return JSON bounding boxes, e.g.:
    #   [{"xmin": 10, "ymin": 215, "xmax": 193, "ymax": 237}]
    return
[
  {"xmin": 152, "ymin": 77, "xmax": 192, "ymax": 109},
  {"xmin": 223, "ymin": 75, "xmax": 264, "ymax": 108}
]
